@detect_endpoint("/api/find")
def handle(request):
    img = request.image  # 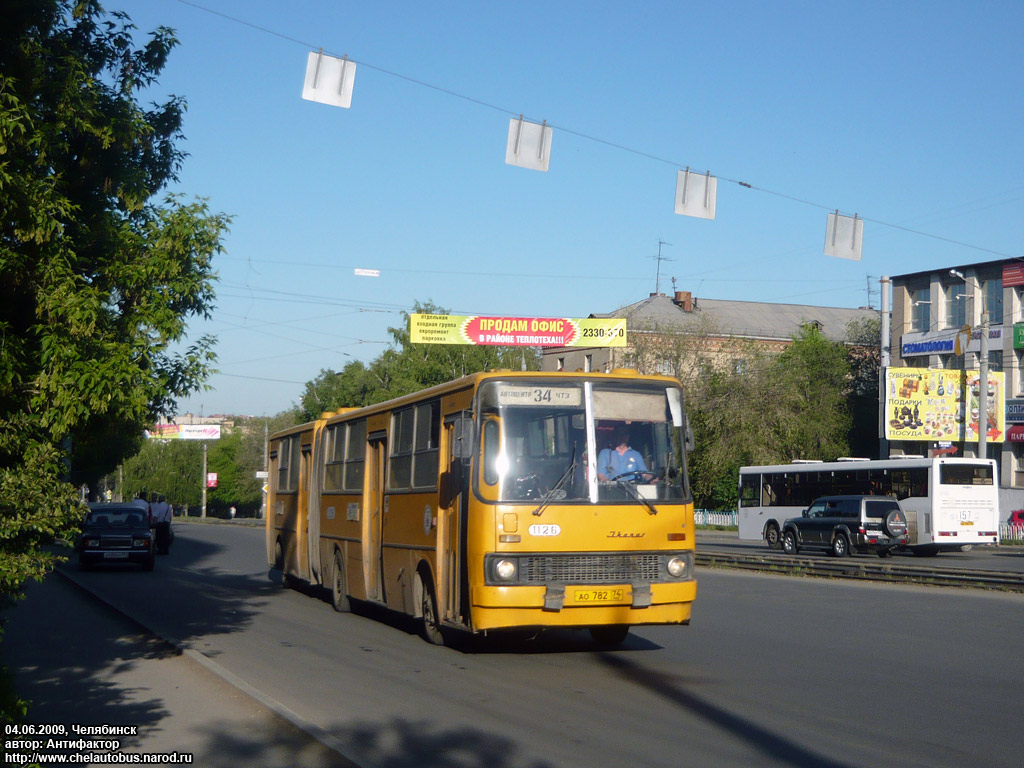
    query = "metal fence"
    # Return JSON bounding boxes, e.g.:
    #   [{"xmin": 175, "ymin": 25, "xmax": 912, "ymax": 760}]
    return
[
  {"xmin": 695, "ymin": 509, "xmax": 737, "ymax": 527},
  {"xmin": 1000, "ymin": 523, "xmax": 1024, "ymax": 542}
]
